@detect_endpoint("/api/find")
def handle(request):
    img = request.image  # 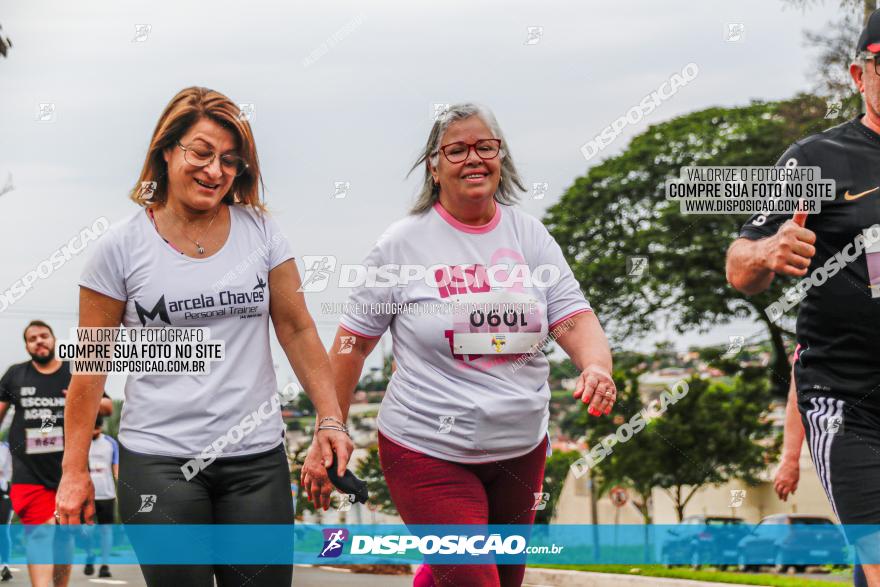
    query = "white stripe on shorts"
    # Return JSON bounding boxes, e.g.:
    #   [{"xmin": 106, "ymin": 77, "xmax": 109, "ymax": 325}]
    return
[{"xmin": 805, "ymin": 396, "xmax": 844, "ymax": 522}]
